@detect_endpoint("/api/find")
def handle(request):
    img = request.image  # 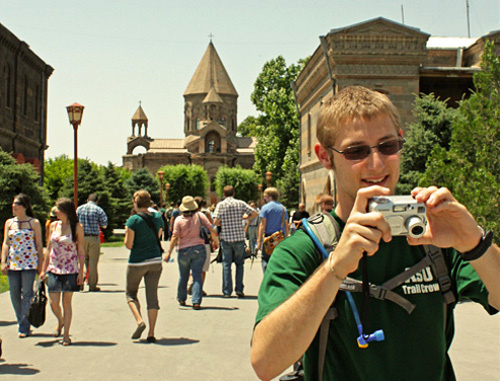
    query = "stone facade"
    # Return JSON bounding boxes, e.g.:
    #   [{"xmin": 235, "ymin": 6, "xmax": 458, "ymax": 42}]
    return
[
  {"xmin": 0, "ymin": 22, "xmax": 53, "ymax": 178},
  {"xmin": 123, "ymin": 42, "xmax": 256, "ymax": 203},
  {"xmin": 294, "ymin": 17, "xmax": 500, "ymax": 214}
]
